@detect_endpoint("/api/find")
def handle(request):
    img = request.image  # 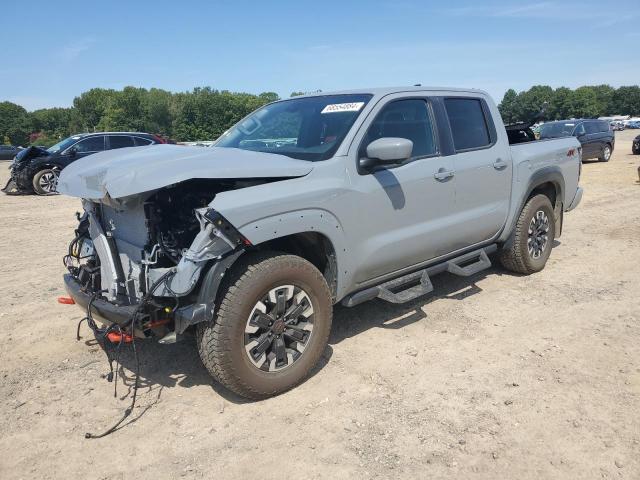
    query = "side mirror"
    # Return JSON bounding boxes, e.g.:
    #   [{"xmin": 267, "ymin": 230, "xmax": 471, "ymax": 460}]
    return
[
  {"xmin": 67, "ymin": 147, "xmax": 77, "ymax": 157},
  {"xmin": 359, "ymin": 137, "xmax": 413, "ymax": 170}
]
